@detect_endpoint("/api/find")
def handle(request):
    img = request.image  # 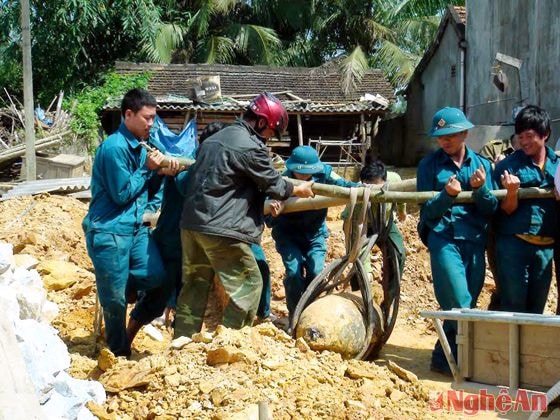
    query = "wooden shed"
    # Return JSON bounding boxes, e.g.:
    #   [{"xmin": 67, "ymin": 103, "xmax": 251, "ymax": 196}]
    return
[
  {"xmin": 465, "ymin": 0, "xmax": 560, "ymax": 139},
  {"xmin": 377, "ymin": 5, "xmax": 466, "ymax": 166},
  {"xmin": 102, "ymin": 61, "xmax": 393, "ymax": 165},
  {"xmin": 380, "ymin": 0, "xmax": 560, "ymax": 166}
]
